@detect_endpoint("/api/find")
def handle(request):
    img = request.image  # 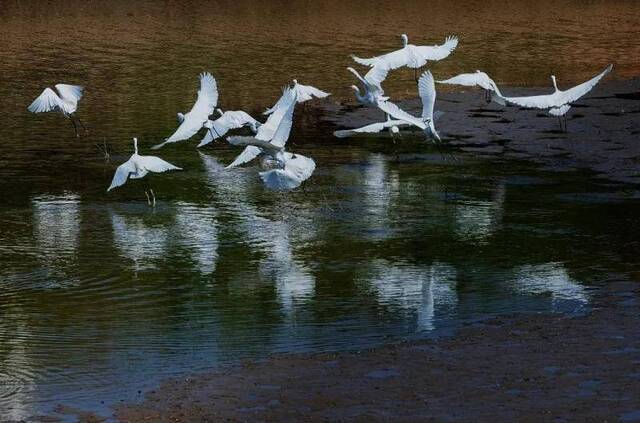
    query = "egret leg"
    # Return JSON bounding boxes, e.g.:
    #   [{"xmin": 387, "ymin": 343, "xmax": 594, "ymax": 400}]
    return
[
  {"xmin": 150, "ymin": 189, "xmax": 156, "ymax": 207},
  {"xmin": 145, "ymin": 190, "xmax": 151, "ymax": 206},
  {"xmin": 564, "ymin": 116, "xmax": 568, "ymax": 133},
  {"xmin": 76, "ymin": 116, "xmax": 88, "ymax": 134},
  {"xmin": 69, "ymin": 118, "xmax": 79, "ymax": 138},
  {"xmin": 414, "ymin": 68, "xmax": 418, "ymax": 82}
]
